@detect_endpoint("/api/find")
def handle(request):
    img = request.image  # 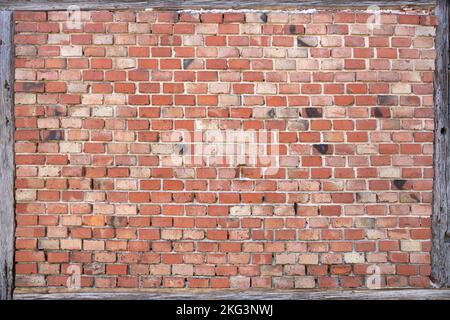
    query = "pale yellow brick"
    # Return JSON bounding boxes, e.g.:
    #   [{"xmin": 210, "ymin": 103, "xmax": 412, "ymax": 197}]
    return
[
  {"xmin": 68, "ymin": 106, "xmax": 90, "ymax": 117},
  {"xmin": 209, "ymin": 83, "xmax": 230, "ymax": 94},
  {"xmin": 268, "ymin": 12, "xmax": 289, "ymax": 23},
  {"xmin": 218, "ymin": 47, "xmax": 239, "ymax": 58},
  {"xmin": 379, "ymin": 167, "xmax": 401, "ymax": 178},
  {"xmin": 151, "ymin": 144, "xmax": 175, "ymax": 155},
  {"xmin": 241, "ymin": 23, "xmax": 261, "ymax": 34},
  {"xmin": 183, "ymin": 35, "xmax": 203, "ymax": 46},
  {"xmin": 392, "ymin": 83, "xmax": 412, "ymax": 94},
  {"xmin": 15, "ymin": 275, "xmax": 46, "ymax": 287},
  {"xmin": 298, "ymin": 253, "xmax": 319, "ymax": 265},
  {"xmin": 92, "ymin": 106, "xmax": 113, "ymax": 117},
  {"xmin": 61, "ymin": 118, "xmax": 82, "ymax": 128},
  {"xmin": 174, "ymin": 168, "xmax": 195, "ymax": 179},
  {"xmin": 276, "ymin": 108, "xmax": 299, "ymax": 119},
  {"xmin": 60, "ymin": 142, "xmax": 82, "ymax": 153},
  {"xmin": 274, "ymin": 206, "xmax": 295, "ymax": 216},
  {"xmin": 297, "ymin": 36, "xmax": 318, "ymax": 47},
  {"xmin": 150, "ymin": 264, "xmax": 171, "ymax": 275},
  {"xmin": 297, "ymin": 59, "xmax": 319, "ymax": 70},
  {"xmin": 93, "ymin": 34, "xmax": 113, "ymax": 45},
  {"xmin": 321, "ymin": 36, "xmax": 343, "ymax": 47},
  {"xmin": 253, "ymin": 107, "xmax": 275, "ymax": 119},
  {"xmin": 240, "ymin": 47, "xmax": 263, "ymax": 58},
  {"xmin": 196, "ymin": 119, "xmax": 219, "ymax": 130},
  {"xmin": 15, "ymin": 190, "xmax": 37, "ymax": 201},
  {"xmin": 129, "ymin": 23, "xmax": 150, "ymax": 33},
  {"xmin": 161, "ymin": 155, "xmax": 183, "ymax": 167},
  {"xmin": 219, "ymin": 94, "xmax": 240, "ymax": 106},
  {"xmin": 401, "ymin": 240, "xmax": 422, "ymax": 252},
  {"xmin": 287, "ymin": 48, "xmax": 308, "ymax": 58},
  {"xmin": 256, "ymin": 83, "xmax": 277, "ymax": 94},
  {"xmin": 275, "ymin": 253, "xmax": 296, "ymax": 264},
  {"xmin": 93, "ymin": 204, "xmax": 114, "ymax": 214},
  {"xmin": 355, "ymin": 217, "xmax": 376, "ymax": 229},
  {"xmin": 366, "ymin": 230, "xmax": 386, "ymax": 240},
  {"xmin": 130, "ymin": 167, "xmax": 151, "ymax": 178},
  {"xmin": 60, "ymin": 239, "xmax": 82, "ymax": 250},
  {"xmin": 344, "ymin": 253, "xmax": 365, "ymax": 264},
  {"xmin": 38, "ymin": 239, "xmax": 60, "ymax": 250},
  {"xmin": 350, "ymin": 24, "xmax": 370, "ymax": 35},
  {"xmin": 275, "ymin": 59, "xmax": 296, "ymax": 70},
  {"xmin": 230, "ymin": 206, "xmax": 251, "ymax": 216},
  {"xmin": 115, "ymin": 204, "xmax": 137, "ymax": 215},
  {"xmin": 415, "ymin": 26, "xmax": 436, "ymax": 37},
  {"xmin": 16, "ymin": 45, "xmax": 36, "ymax": 56},
  {"xmin": 47, "ymin": 226, "xmax": 68, "ymax": 238},
  {"xmin": 245, "ymin": 13, "xmax": 266, "ymax": 23},
  {"xmin": 415, "ymin": 60, "xmax": 435, "ymax": 71},
  {"xmin": 264, "ymin": 48, "xmax": 286, "ymax": 58},
  {"xmin": 68, "ymin": 83, "xmax": 89, "ymax": 93},
  {"xmin": 38, "ymin": 167, "xmax": 61, "ymax": 177},
  {"xmin": 81, "ymin": 94, "xmax": 103, "ymax": 105},
  {"xmin": 321, "ymin": 59, "xmax": 344, "ymax": 70},
  {"xmin": 115, "ymin": 179, "xmax": 138, "ymax": 190},
  {"xmin": 353, "ymin": 195, "xmax": 375, "ymax": 211},
  {"xmin": 250, "ymin": 206, "xmax": 271, "ymax": 216},
  {"xmin": 47, "ymin": 34, "xmax": 69, "ymax": 44},
  {"xmin": 161, "ymin": 229, "xmax": 182, "ymax": 240},
  {"xmin": 16, "ymin": 69, "xmax": 36, "ymax": 81},
  {"xmin": 15, "ymin": 93, "xmax": 36, "ymax": 105},
  {"xmin": 83, "ymin": 240, "xmax": 105, "ymax": 251},
  {"xmin": 105, "ymin": 94, "xmax": 126, "ymax": 104},
  {"xmin": 61, "ymin": 45, "xmax": 82, "ymax": 57},
  {"xmin": 196, "ymin": 24, "xmax": 218, "ymax": 34},
  {"xmin": 115, "ymin": 58, "xmax": 136, "ymax": 69},
  {"xmin": 357, "ymin": 145, "xmax": 378, "ymax": 155},
  {"xmin": 106, "ymin": 46, "xmax": 127, "ymax": 57}
]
